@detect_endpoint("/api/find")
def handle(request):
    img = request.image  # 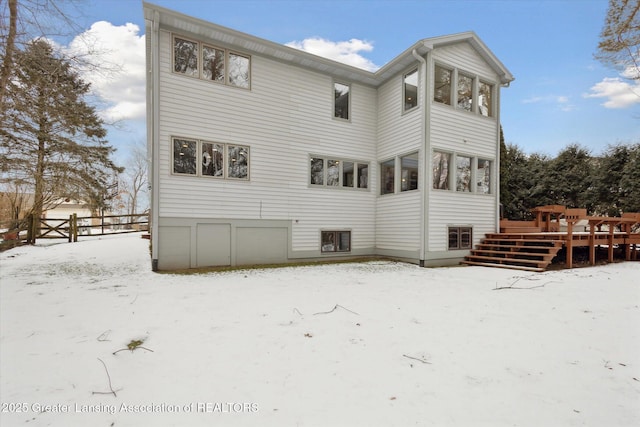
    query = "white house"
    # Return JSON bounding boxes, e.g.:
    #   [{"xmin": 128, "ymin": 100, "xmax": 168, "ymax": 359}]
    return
[{"xmin": 143, "ymin": 2, "xmax": 514, "ymax": 271}]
